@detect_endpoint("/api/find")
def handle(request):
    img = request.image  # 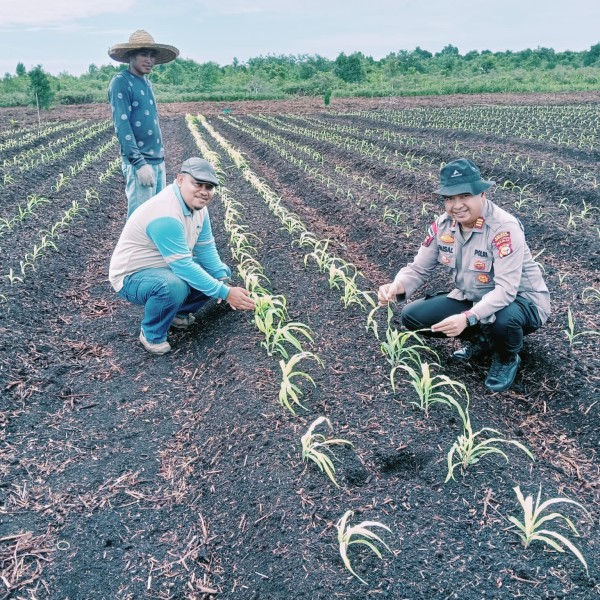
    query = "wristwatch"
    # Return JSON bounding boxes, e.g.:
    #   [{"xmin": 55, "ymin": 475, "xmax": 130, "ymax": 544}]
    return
[{"xmin": 463, "ymin": 310, "xmax": 479, "ymax": 327}]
